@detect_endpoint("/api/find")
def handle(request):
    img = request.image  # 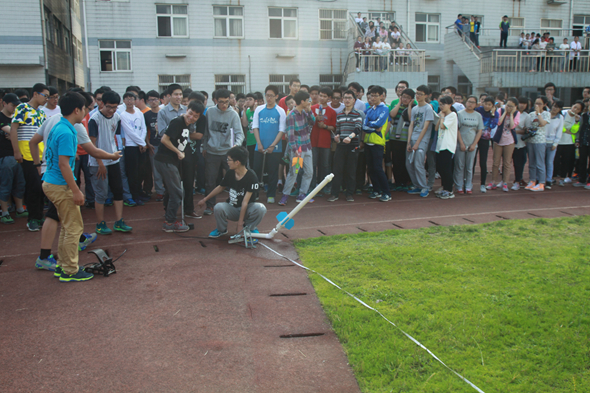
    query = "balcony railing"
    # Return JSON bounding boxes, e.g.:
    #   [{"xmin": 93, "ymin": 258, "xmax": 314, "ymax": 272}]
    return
[
  {"xmin": 345, "ymin": 49, "xmax": 426, "ymax": 75},
  {"xmin": 481, "ymin": 49, "xmax": 590, "ymax": 73}
]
